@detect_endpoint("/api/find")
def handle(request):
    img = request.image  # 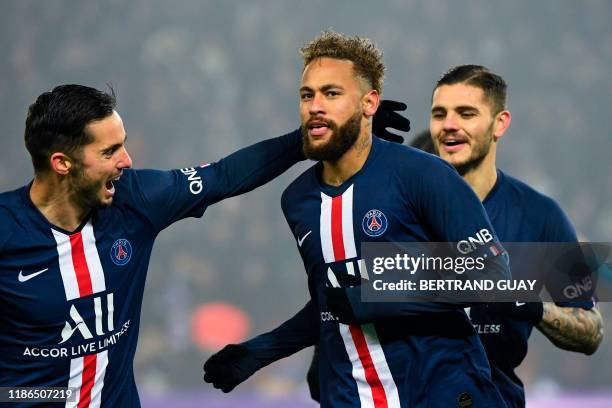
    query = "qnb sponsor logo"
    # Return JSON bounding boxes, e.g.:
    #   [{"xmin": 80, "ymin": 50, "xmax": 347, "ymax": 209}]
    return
[
  {"xmin": 456, "ymin": 229, "xmax": 494, "ymax": 255},
  {"xmin": 563, "ymin": 276, "xmax": 593, "ymax": 299},
  {"xmin": 180, "ymin": 167, "xmax": 203, "ymax": 195},
  {"xmin": 59, "ymin": 293, "xmax": 115, "ymax": 344}
]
